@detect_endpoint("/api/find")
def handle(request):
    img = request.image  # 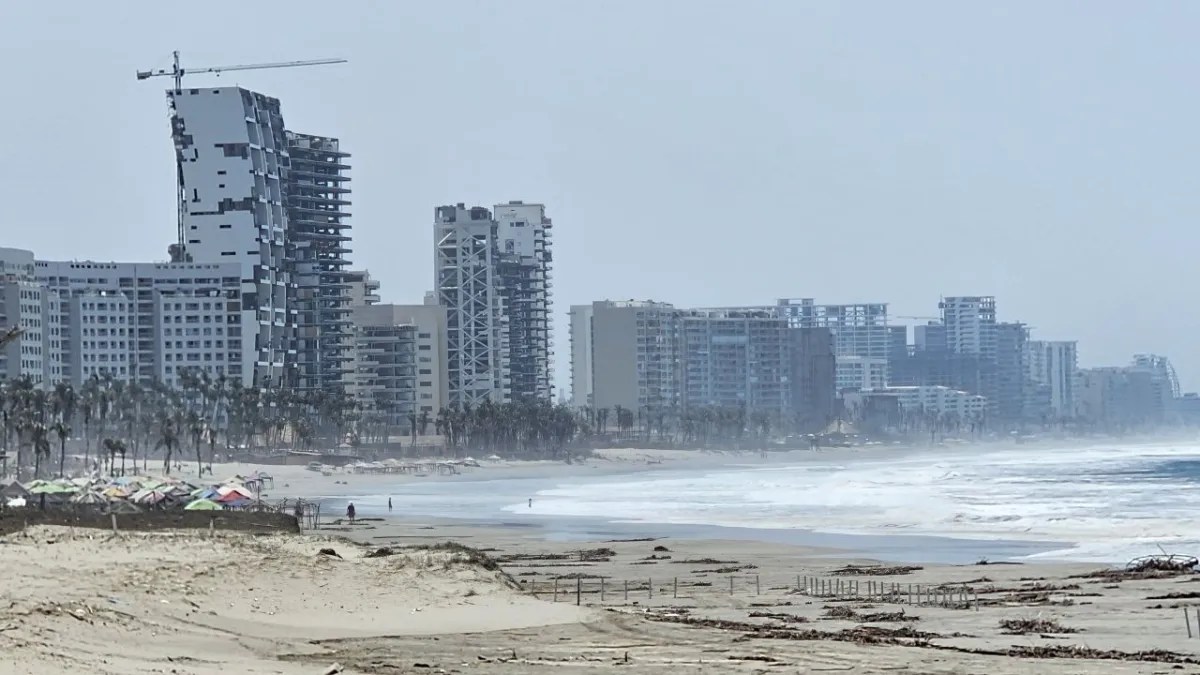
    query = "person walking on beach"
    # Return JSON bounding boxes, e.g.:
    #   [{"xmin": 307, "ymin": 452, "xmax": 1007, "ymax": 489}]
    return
[
  {"xmin": 346, "ymin": 502, "xmax": 356, "ymax": 523},
  {"xmin": 528, "ymin": 498, "xmax": 532, "ymax": 509},
  {"xmin": 388, "ymin": 497, "xmax": 393, "ymax": 511}
]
